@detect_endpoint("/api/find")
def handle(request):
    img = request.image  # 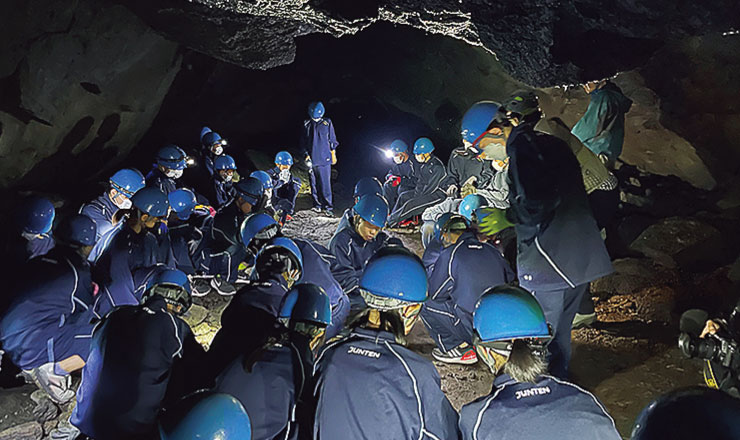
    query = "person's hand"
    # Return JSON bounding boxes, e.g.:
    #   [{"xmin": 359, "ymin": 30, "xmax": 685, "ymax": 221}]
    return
[
  {"xmin": 462, "ymin": 176, "xmax": 477, "ymax": 187},
  {"xmin": 700, "ymin": 320, "xmax": 721, "ymax": 338},
  {"xmin": 446, "ymin": 185, "xmax": 458, "ymax": 197},
  {"xmin": 461, "ymin": 183, "xmax": 477, "ymax": 198},
  {"xmin": 331, "ymin": 150, "xmax": 337, "ymax": 165},
  {"xmin": 387, "ymin": 175, "xmax": 401, "ymax": 187}
]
